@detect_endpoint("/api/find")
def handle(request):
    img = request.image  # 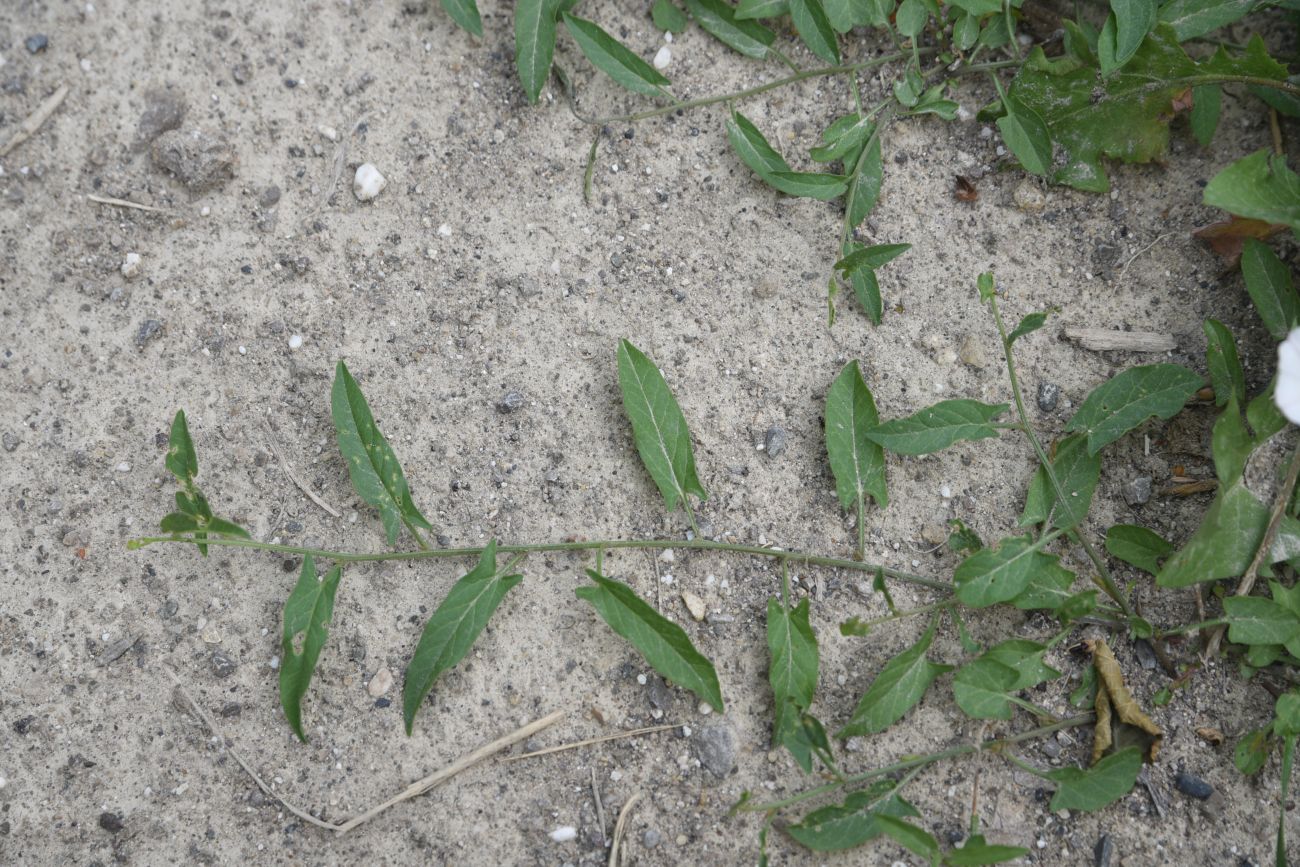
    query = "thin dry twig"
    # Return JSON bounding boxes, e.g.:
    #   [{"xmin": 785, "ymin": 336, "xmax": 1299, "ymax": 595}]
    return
[
  {"xmin": 166, "ymin": 666, "xmax": 563, "ymax": 833},
  {"xmin": 262, "ymin": 419, "xmax": 342, "ymax": 518},
  {"xmin": 590, "ymin": 766, "xmax": 607, "ymax": 846},
  {"xmin": 505, "ymin": 723, "xmax": 680, "ymax": 762},
  {"xmin": 0, "ymin": 84, "xmax": 68, "ymax": 158},
  {"xmin": 1115, "ymin": 230, "xmax": 1178, "ymax": 284},
  {"xmin": 608, "ymin": 792, "xmax": 643, "ymax": 867},
  {"xmin": 87, "ymin": 193, "xmax": 169, "ymax": 214},
  {"xmin": 1062, "ymin": 328, "xmax": 1177, "ymax": 353}
]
